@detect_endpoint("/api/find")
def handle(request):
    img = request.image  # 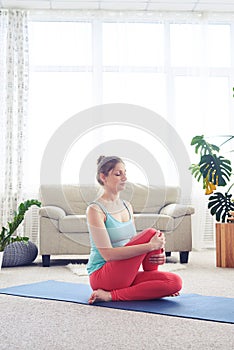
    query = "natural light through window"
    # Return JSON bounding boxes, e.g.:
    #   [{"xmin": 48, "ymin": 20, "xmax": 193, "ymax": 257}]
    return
[
  {"xmin": 30, "ymin": 22, "xmax": 92, "ymax": 66},
  {"xmin": 61, "ymin": 125, "xmax": 179, "ymax": 186},
  {"xmin": 103, "ymin": 22, "xmax": 164, "ymax": 66},
  {"xmin": 26, "ymin": 18, "xmax": 233, "ymax": 193}
]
